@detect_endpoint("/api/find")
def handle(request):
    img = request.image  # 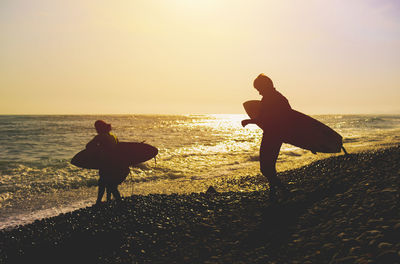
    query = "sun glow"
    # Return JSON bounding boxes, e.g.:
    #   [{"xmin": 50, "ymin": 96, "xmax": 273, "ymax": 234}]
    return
[{"xmin": 1, "ymin": 0, "xmax": 399, "ymax": 114}]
